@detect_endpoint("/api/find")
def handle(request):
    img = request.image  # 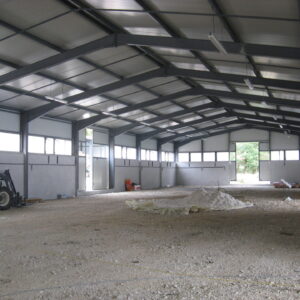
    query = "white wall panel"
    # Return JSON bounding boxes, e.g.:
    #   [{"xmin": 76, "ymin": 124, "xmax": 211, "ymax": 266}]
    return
[
  {"xmin": 0, "ymin": 111, "xmax": 20, "ymax": 132},
  {"xmin": 115, "ymin": 134, "xmax": 136, "ymax": 147},
  {"xmin": 270, "ymin": 132, "xmax": 298, "ymax": 150},
  {"xmin": 29, "ymin": 118, "xmax": 71, "ymax": 139},
  {"xmin": 204, "ymin": 134, "xmax": 228, "ymax": 151},
  {"xmin": 179, "ymin": 140, "xmax": 201, "ymax": 152},
  {"xmin": 93, "ymin": 130, "xmax": 108, "ymax": 144},
  {"xmin": 141, "ymin": 139, "xmax": 157, "ymax": 150},
  {"xmin": 161, "ymin": 142, "xmax": 174, "ymax": 152},
  {"xmin": 231, "ymin": 129, "xmax": 268, "ymax": 141}
]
